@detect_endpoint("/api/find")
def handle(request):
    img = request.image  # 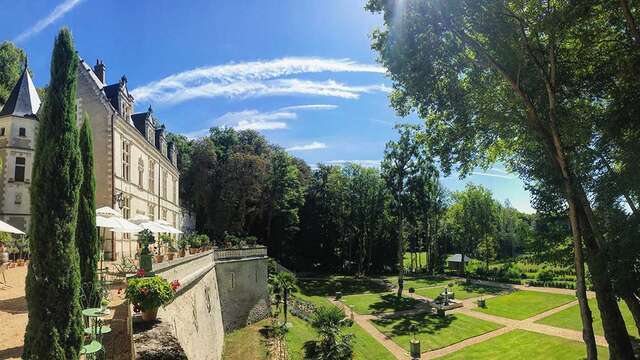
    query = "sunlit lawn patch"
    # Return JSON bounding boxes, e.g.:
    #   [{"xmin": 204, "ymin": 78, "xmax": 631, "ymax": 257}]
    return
[
  {"xmin": 415, "ymin": 283, "xmax": 506, "ymax": 300},
  {"xmin": 473, "ymin": 290, "xmax": 575, "ymax": 320},
  {"xmin": 438, "ymin": 329, "xmax": 609, "ymax": 359},
  {"xmin": 385, "ymin": 275, "xmax": 455, "ymax": 290},
  {"xmin": 371, "ymin": 312, "xmax": 503, "ymax": 352},
  {"xmin": 341, "ymin": 292, "xmax": 424, "ymax": 315},
  {"xmin": 536, "ymin": 298, "xmax": 638, "ymax": 338},
  {"xmin": 284, "ymin": 311, "xmax": 396, "ymax": 360}
]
